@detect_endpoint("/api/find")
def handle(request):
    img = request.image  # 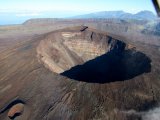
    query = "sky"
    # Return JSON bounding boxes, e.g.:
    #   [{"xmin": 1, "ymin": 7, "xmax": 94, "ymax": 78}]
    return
[{"xmin": 0, "ymin": 0, "xmax": 156, "ymax": 25}]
